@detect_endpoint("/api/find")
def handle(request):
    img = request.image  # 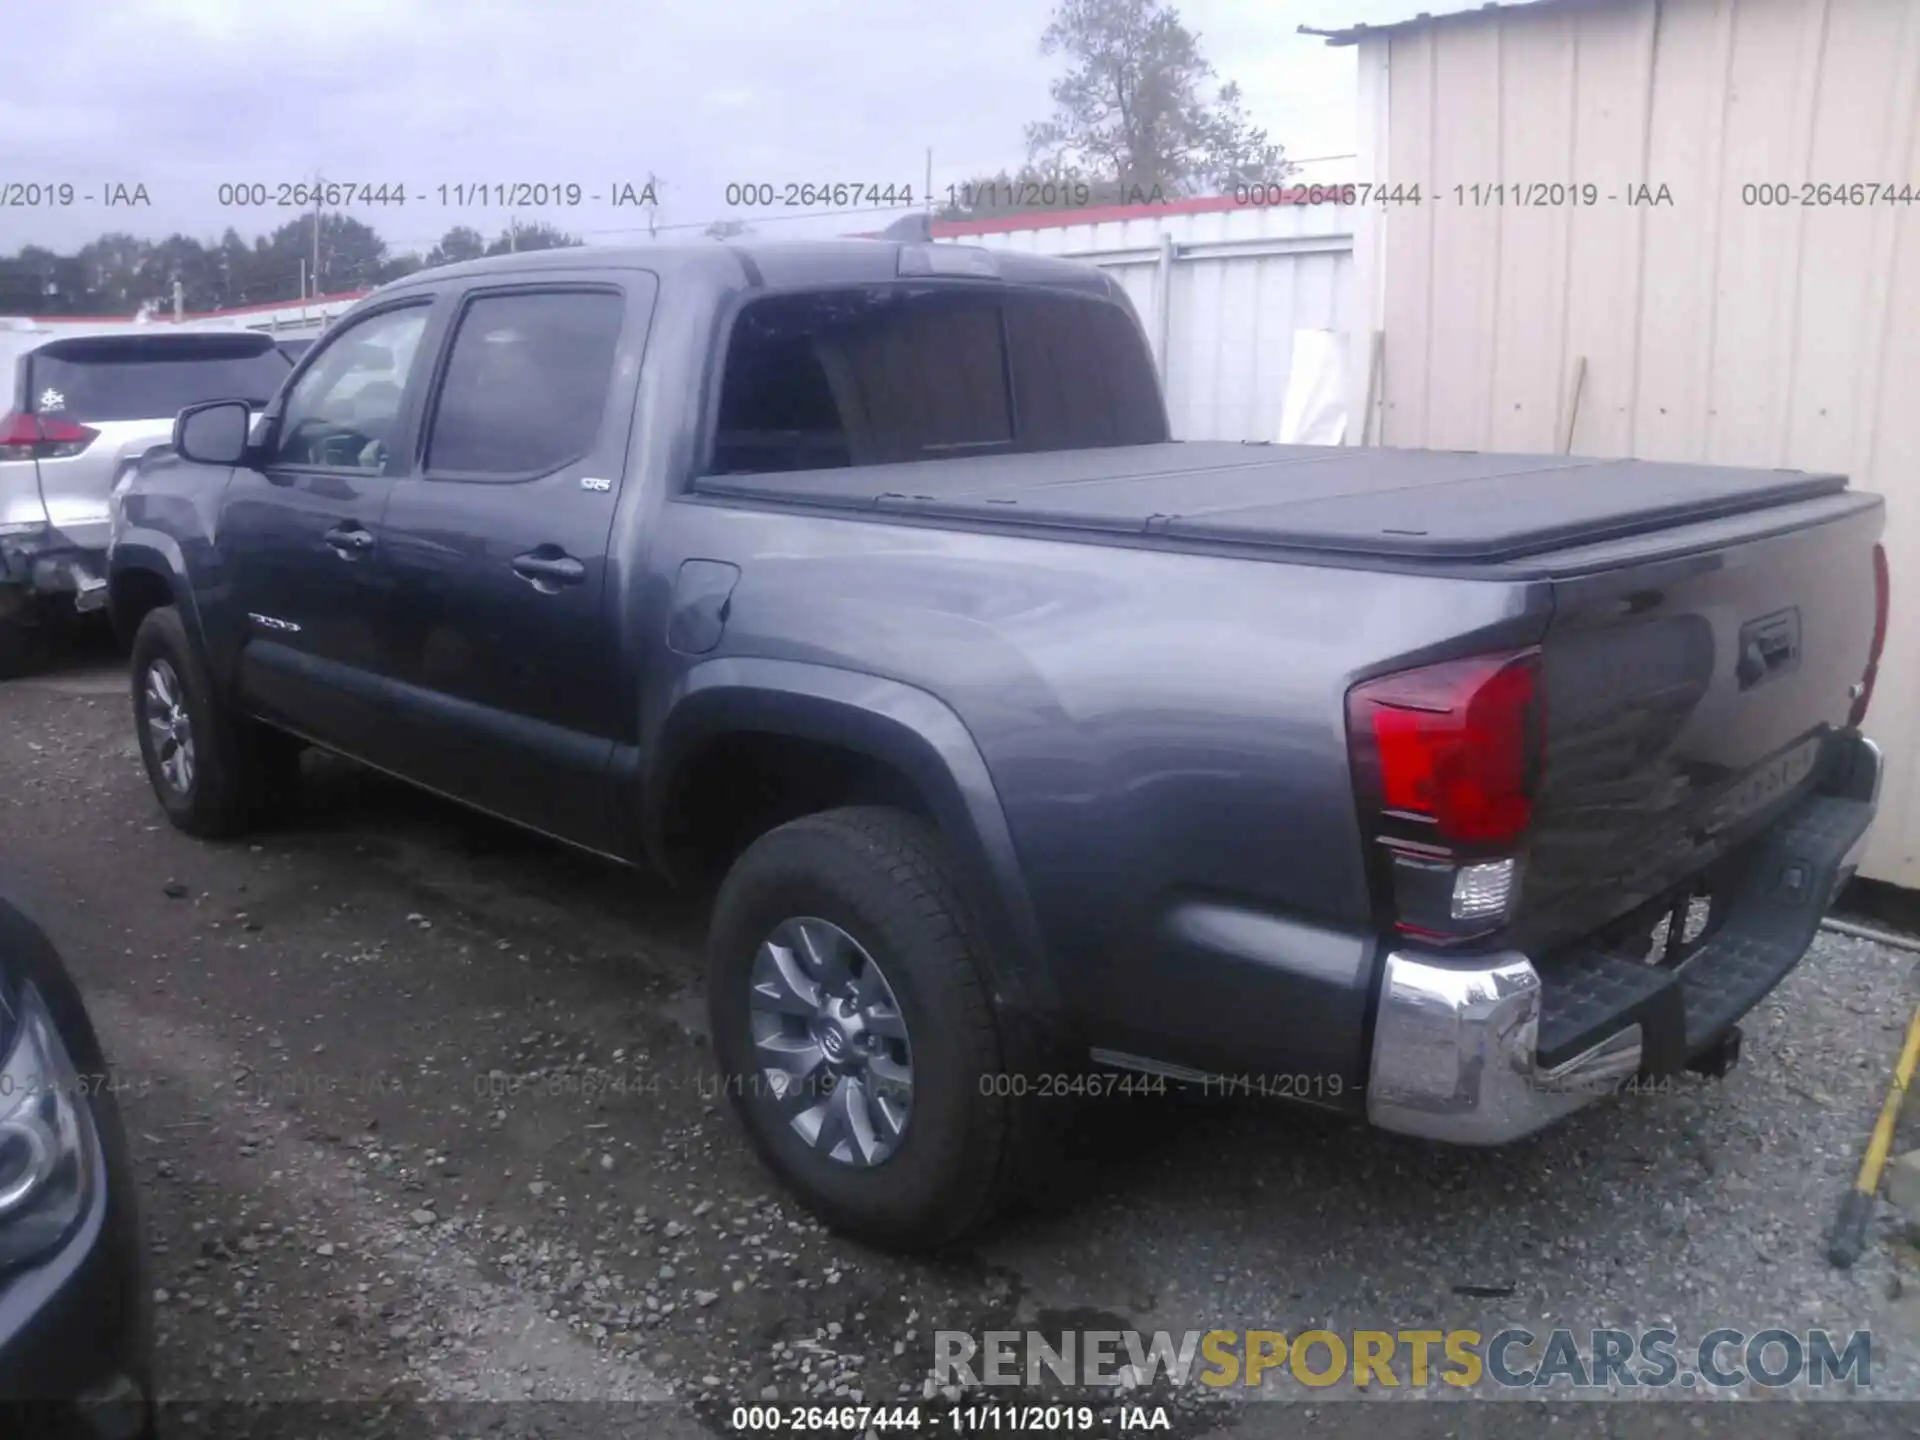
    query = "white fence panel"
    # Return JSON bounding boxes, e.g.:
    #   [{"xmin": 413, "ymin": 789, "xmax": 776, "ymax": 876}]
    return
[{"xmin": 230, "ymin": 295, "xmax": 362, "ymax": 337}]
